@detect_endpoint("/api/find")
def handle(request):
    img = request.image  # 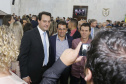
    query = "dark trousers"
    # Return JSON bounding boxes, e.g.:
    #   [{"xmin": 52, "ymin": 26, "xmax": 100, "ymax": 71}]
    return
[
  {"xmin": 58, "ymin": 66, "xmax": 70, "ymax": 84},
  {"xmin": 70, "ymin": 75, "xmax": 86, "ymax": 84},
  {"xmin": 31, "ymin": 66, "xmax": 48, "ymax": 84}
]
